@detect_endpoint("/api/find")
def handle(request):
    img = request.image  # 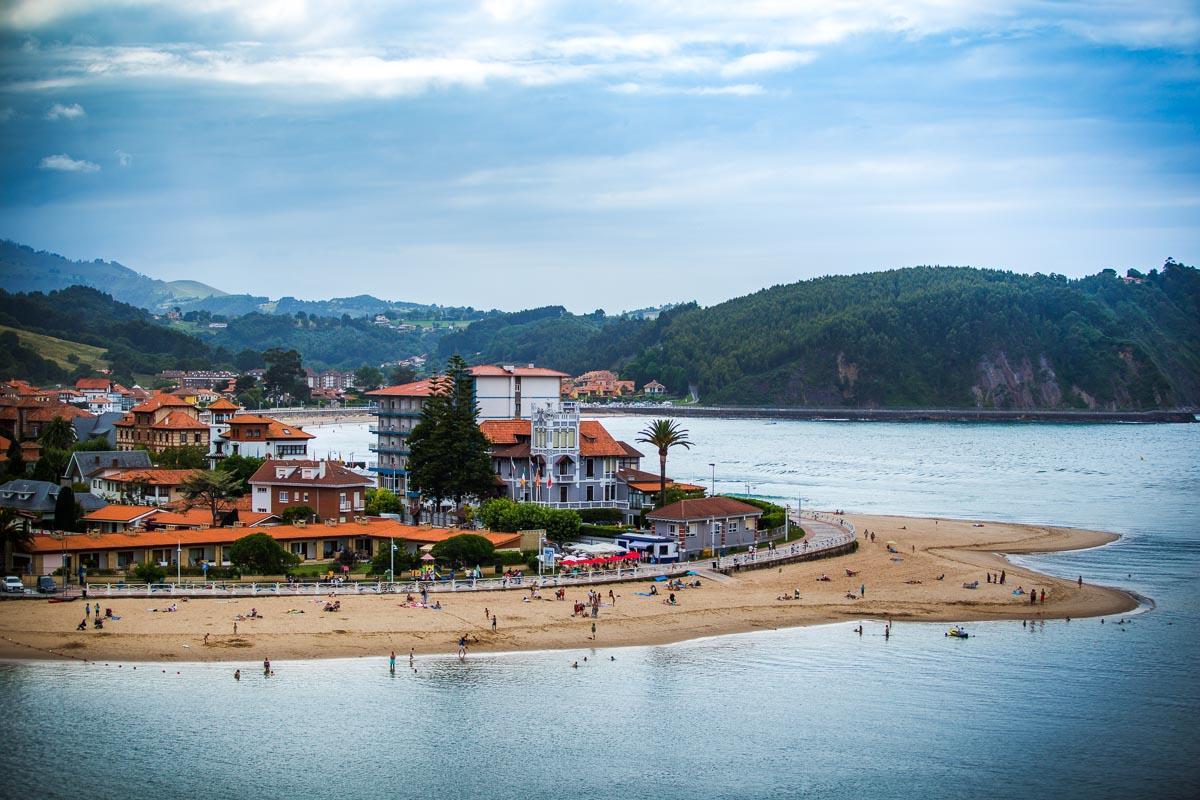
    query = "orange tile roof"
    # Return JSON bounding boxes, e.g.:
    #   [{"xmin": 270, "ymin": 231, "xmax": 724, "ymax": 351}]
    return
[
  {"xmin": 222, "ymin": 416, "xmax": 315, "ymax": 441},
  {"xmin": 75, "ymin": 378, "xmax": 112, "ymax": 390},
  {"xmin": 151, "ymin": 411, "xmax": 209, "ymax": 431},
  {"xmin": 479, "ymin": 419, "xmax": 529, "ymax": 445},
  {"xmin": 479, "ymin": 419, "xmax": 629, "ymax": 457},
  {"xmin": 206, "ymin": 398, "xmax": 241, "ymax": 411},
  {"xmin": 26, "ymin": 519, "xmax": 520, "ymax": 552},
  {"xmin": 129, "ymin": 395, "xmax": 195, "ymax": 413},
  {"xmin": 238, "ymin": 512, "xmax": 279, "ymax": 527},
  {"xmin": 98, "ymin": 468, "xmax": 200, "ymax": 486},
  {"xmin": 148, "ymin": 508, "xmax": 217, "ymax": 527},
  {"xmin": 82, "ymin": 505, "xmax": 160, "ymax": 523},
  {"xmin": 367, "ymin": 378, "xmax": 443, "ymax": 397}
]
